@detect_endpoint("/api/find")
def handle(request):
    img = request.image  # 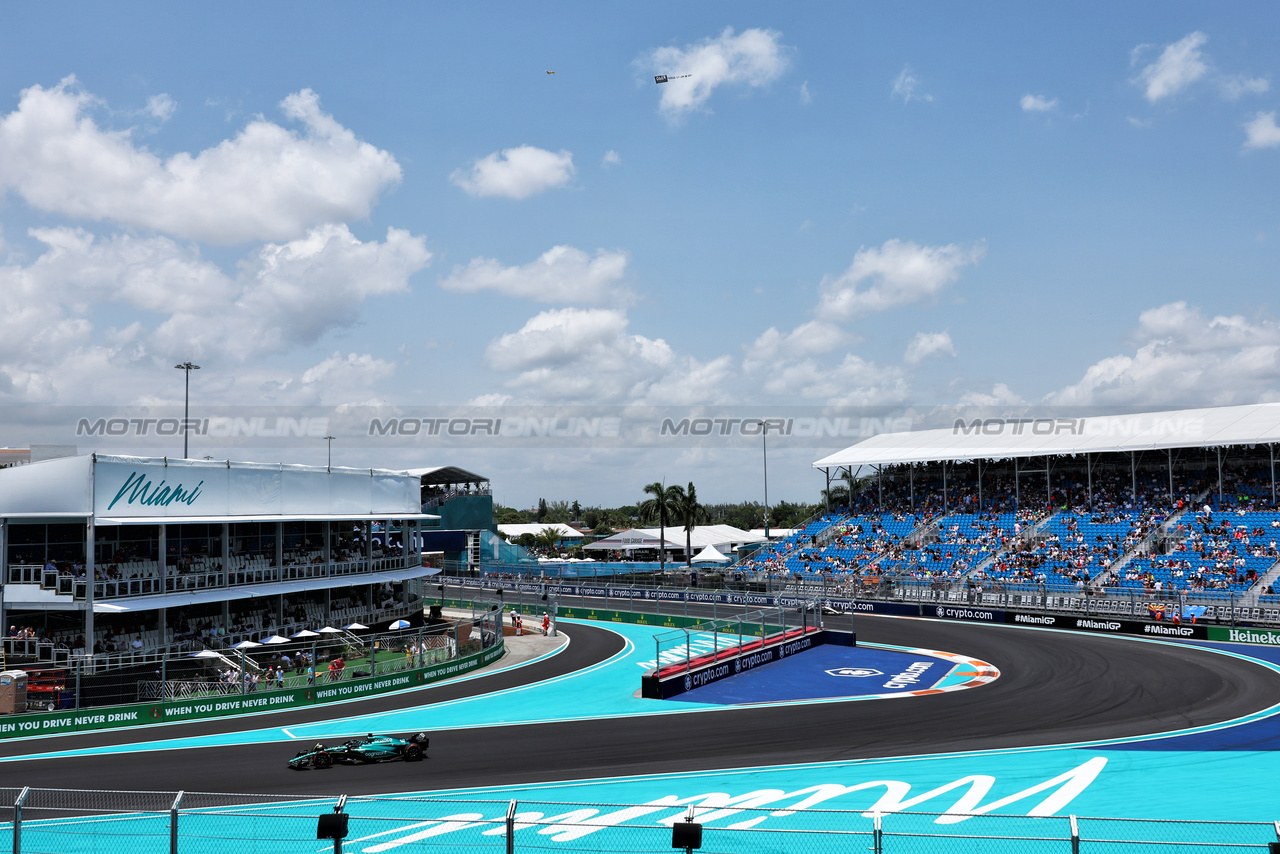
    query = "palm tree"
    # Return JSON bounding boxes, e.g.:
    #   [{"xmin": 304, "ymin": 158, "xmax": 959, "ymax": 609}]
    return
[
  {"xmin": 639, "ymin": 481, "xmax": 683, "ymax": 571},
  {"xmin": 535, "ymin": 526, "xmax": 561, "ymax": 552},
  {"xmin": 821, "ymin": 483, "xmax": 850, "ymax": 510},
  {"xmin": 675, "ymin": 482, "xmax": 708, "ymax": 567}
]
